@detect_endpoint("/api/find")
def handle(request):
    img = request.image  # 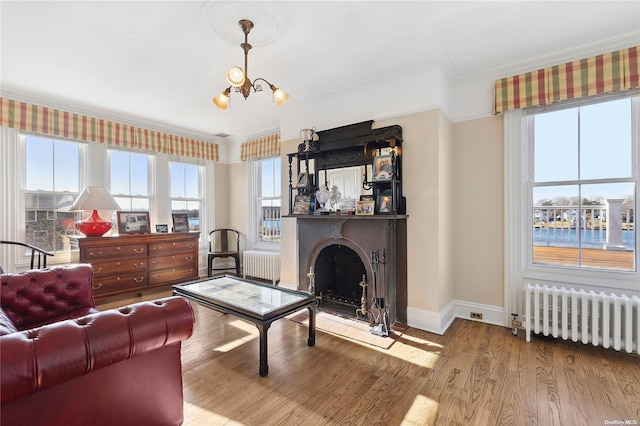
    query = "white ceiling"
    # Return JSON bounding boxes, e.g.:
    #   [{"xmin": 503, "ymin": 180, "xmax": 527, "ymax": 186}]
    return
[{"xmin": 2, "ymin": 1, "xmax": 639, "ymax": 144}]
